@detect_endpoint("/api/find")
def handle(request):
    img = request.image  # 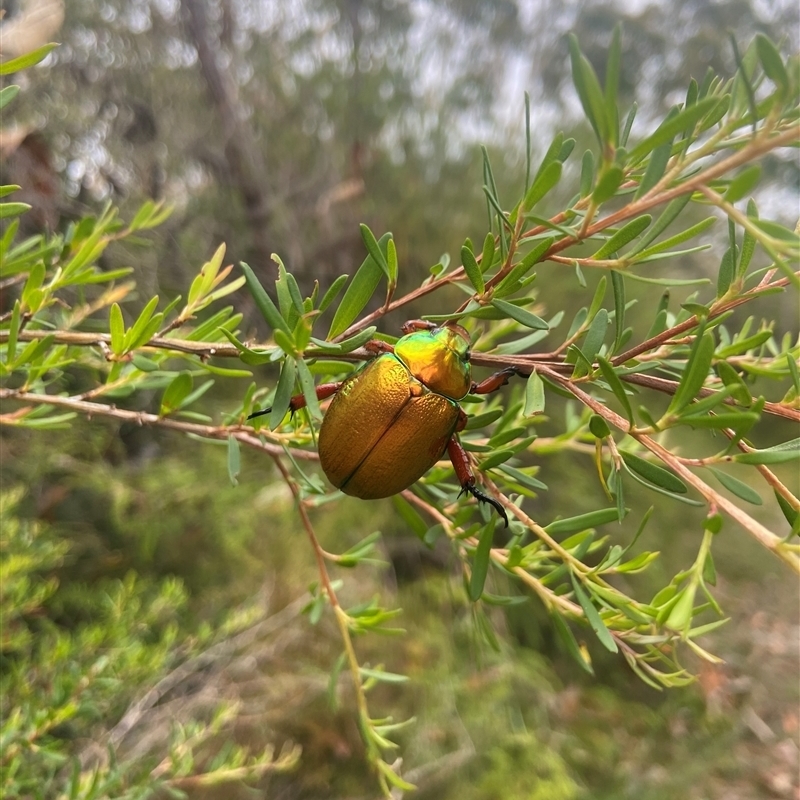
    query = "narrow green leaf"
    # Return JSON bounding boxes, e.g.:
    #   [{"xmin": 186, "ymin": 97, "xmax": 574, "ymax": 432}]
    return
[
  {"xmin": 786, "ymin": 353, "xmax": 800, "ymax": 396},
  {"xmin": 679, "ymin": 410, "xmax": 760, "ymax": 430},
  {"xmin": 610, "ymin": 271, "xmax": 626, "ymax": 354},
  {"xmin": 702, "ymin": 551, "xmax": 718, "ymax": 587},
  {"xmin": 624, "ymin": 272, "xmax": 710, "ymax": 287},
  {"xmin": 551, "ymin": 611, "xmax": 594, "ymax": 674},
  {"xmin": 521, "ymin": 161, "xmax": 562, "ymax": 212},
  {"xmin": 392, "ymin": 495, "xmax": 428, "ymax": 540},
  {"xmin": 559, "ymin": 138, "xmax": 576, "ymax": 162},
  {"xmin": 579, "ymin": 308, "xmax": 608, "ymax": 366},
  {"xmin": 587, "ymin": 276, "xmax": 607, "ymax": 322},
  {"xmin": 665, "ymin": 584, "xmax": 696, "ymax": 632},
  {"xmin": 0, "ymin": 85, "xmax": 20, "ymax": 110},
  {"xmin": 130, "ymin": 353, "xmax": 159, "ymax": 372},
  {"xmin": 531, "ymin": 132, "xmax": 564, "ymax": 186},
  {"xmin": 160, "ymin": 372, "xmax": 193, "ymax": 416},
  {"xmin": 620, "ymin": 451, "xmax": 687, "ymax": 493},
  {"xmin": 620, "ymin": 102, "xmax": 637, "ymax": 147},
  {"xmin": 737, "ymin": 199, "xmax": 758, "ymax": 279},
  {"xmin": 310, "ymin": 326, "xmax": 377, "ymax": 354},
  {"xmin": 593, "ymin": 215, "xmax": 652, "ymax": 260},
  {"xmin": 597, "ymin": 356, "xmax": 633, "ymax": 424},
  {"xmin": 568, "ymin": 34, "xmax": 610, "ymax": 149},
  {"xmin": 724, "ymin": 165, "xmax": 761, "ymax": 203},
  {"xmin": 359, "ymin": 667, "xmax": 409, "ymax": 684},
  {"xmin": 666, "ymin": 330, "xmax": 714, "ymax": 415},
  {"xmin": 774, "ymin": 490, "xmax": 799, "ymax": 533},
  {"xmin": 296, "ymin": 357, "xmax": 322, "ymax": 420},
  {"xmin": 0, "ymin": 202, "xmax": 31, "ymax": 219},
  {"xmin": 6, "ymin": 300, "xmax": 21, "ymax": 362},
  {"xmin": 715, "ymin": 361, "xmax": 752, "ymax": 405},
  {"xmin": 269, "ymin": 357, "xmax": 297, "ymax": 430},
  {"xmin": 376, "ymin": 760, "xmax": 416, "ymax": 791},
  {"xmin": 481, "ymin": 232, "xmax": 495, "ymax": 272},
  {"xmin": 570, "ymin": 573, "xmax": 618, "ymax": 653},
  {"xmin": 634, "ymin": 142, "xmax": 672, "ymax": 199},
  {"xmin": 696, "ymin": 94, "xmax": 730, "ymax": 133},
  {"xmin": 386, "ymin": 238, "xmax": 398, "ymax": 286},
  {"xmin": 123, "ymin": 295, "xmax": 160, "ymax": 351},
  {"xmin": 359, "ymin": 224, "xmax": 390, "ymax": 279},
  {"xmin": 589, "ymin": 414, "xmax": 611, "ymax": 439},
  {"xmin": 273, "ymin": 328, "xmax": 296, "ymax": 356},
  {"xmin": 613, "ymin": 467, "xmax": 625, "ymax": 521},
  {"xmin": 109, "ymin": 303, "xmax": 125, "ymax": 355},
  {"xmin": 241, "ymin": 262, "xmax": 291, "ymax": 335},
  {"xmin": 327, "ymin": 233, "xmax": 390, "ymax": 339},
  {"xmin": 499, "ymin": 236, "xmax": 554, "ymax": 291},
  {"xmin": 730, "ymin": 34, "xmax": 759, "ymax": 123},
  {"xmin": 0, "ymin": 43, "xmax": 57, "ymax": 76},
  {"xmin": 491, "ymin": 298, "xmax": 548, "ymax": 329},
  {"xmin": 715, "ymin": 328, "xmax": 772, "ymax": 359},
  {"xmin": 604, "ymin": 24, "xmax": 622, "ymax": 147},
  {"xmin": 227, "ymin": 435, "xmax": 240, "ymax": 486},
  {"xmin": 632, "ymin": 217, "xmax": 716, "ymax": 261},
  {"xmin": 733, "ymin": 438, "xmax": 800, "ymax": 465},
  {"xmin": 498, "ymin": 463, "xmax": 547, "ymax": 491},
  {"xmin": 469, "ymin": 522, "xmax": 495, "ymax": 601},
  {"xmin": 482, "ymin": 185, "xmax": 513, "ymax": 232},
  {"xmin": 717, "ymin": 245, "xmax": 738, "ymax": 297},
  {"xmin": 478, "ymin": 449, "xmax": 515, "ymax": 471},
  {"xmin": 592, "ymin": 164, "xmax": 624, "ymax": 205},
  {"xmin": 628, "ymin": 97, "xmax": 719, "ymax": 163},
  {"xmin": 755, "ymin": 34, "xmax": 789, "ymax": 94},
  {"xmin": 580, "ymin": 150, "xmax": 595, "ymax": 198},
  {"xmin": 461, "ymin": 245, "xmax": 485, "ymax": 294},
  {"xmin": 318, "ymin": 274, "xmax": 349, "ymax": 313},
  {"xmin": 524, "ymin": 92, "xmax": 532, "ymax": 193},
  {"xmin": 752, "ymin": 218, "xmax": 800, "ymax": 244},
  {"xmin": 8, "ymin": 335, "xmax": 53, "ymax": 368},
  {"xmin": 629, "ymin": 193, "xmax": 693, "ymax": 256},
  {"xmin": 708, "ymin": 467, "xmax": 762, "ymax": 505},
  {"xmin": 545, "ymin": 507, "xmax": 622, "ymax": 535}
]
